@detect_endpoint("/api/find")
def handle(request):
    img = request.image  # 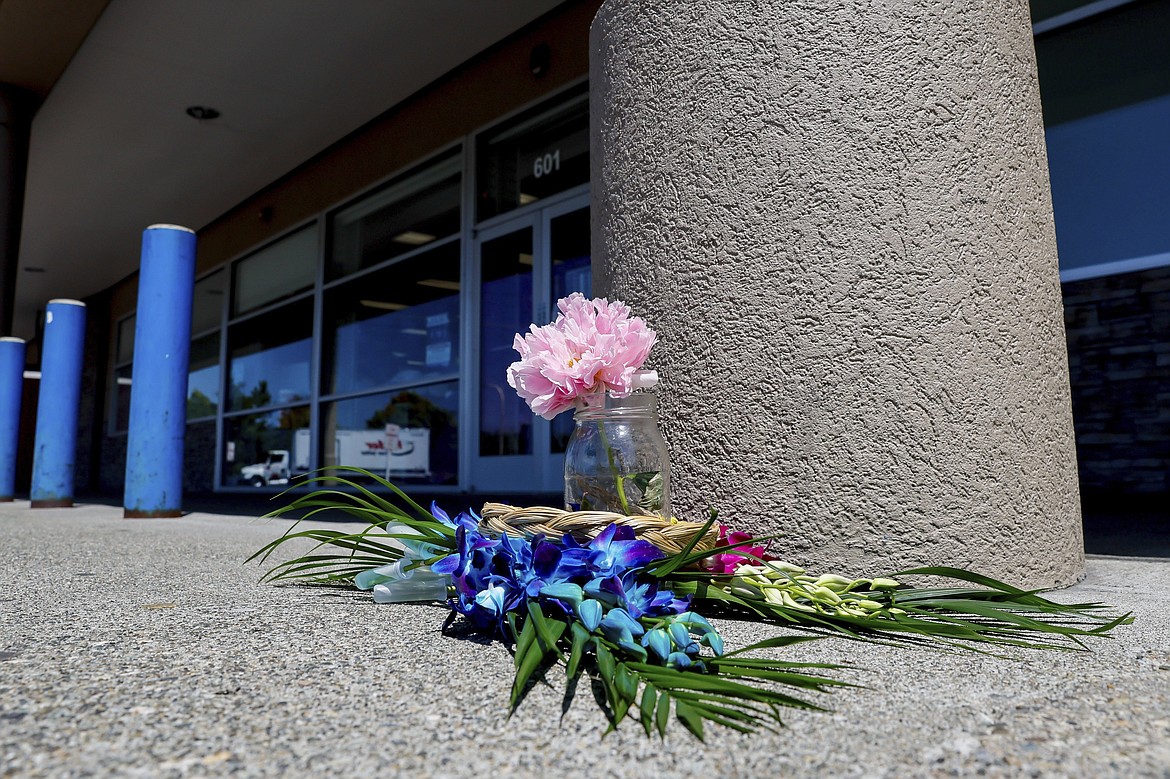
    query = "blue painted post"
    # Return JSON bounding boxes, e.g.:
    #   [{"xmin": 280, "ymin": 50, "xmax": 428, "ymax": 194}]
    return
[
  {"xmin": 124, "ymin": 224, "xmax": 196, "ymax": 518},
  {"xmin": 30, "ymin": 299, "xmax": 86, "ymax": 508},
  {"xmin": 0, "ymin": 336, "xmax": 25, "ymax": 501}
]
